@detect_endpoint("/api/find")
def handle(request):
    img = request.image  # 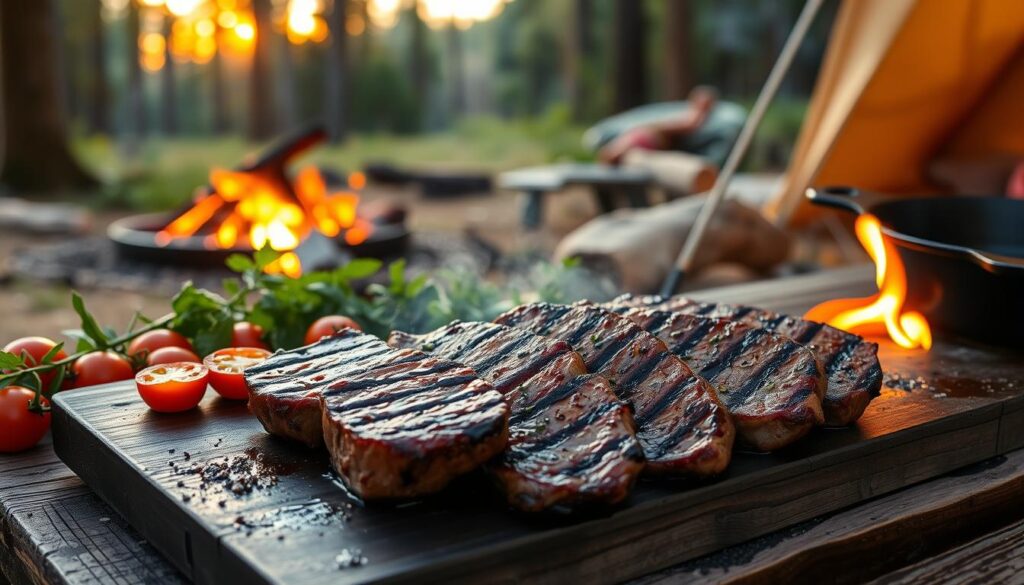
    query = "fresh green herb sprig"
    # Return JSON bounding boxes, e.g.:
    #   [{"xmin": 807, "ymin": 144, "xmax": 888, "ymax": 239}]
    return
[{"xmin": 0, "ymin": 248, "xmax": 610, "ymax": 413}]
